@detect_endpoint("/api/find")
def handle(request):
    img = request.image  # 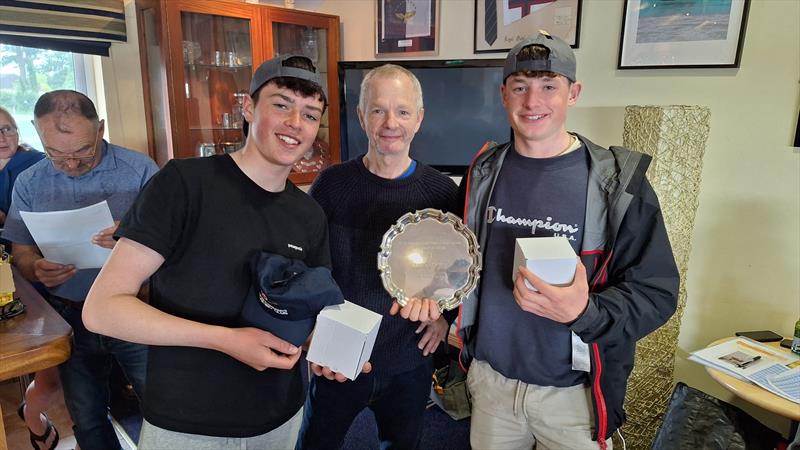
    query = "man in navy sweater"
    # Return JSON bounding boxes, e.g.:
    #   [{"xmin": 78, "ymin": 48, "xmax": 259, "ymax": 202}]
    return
[{"xmin": 296, "ymin": 64, "xmax": 458, "ymax": 450}]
